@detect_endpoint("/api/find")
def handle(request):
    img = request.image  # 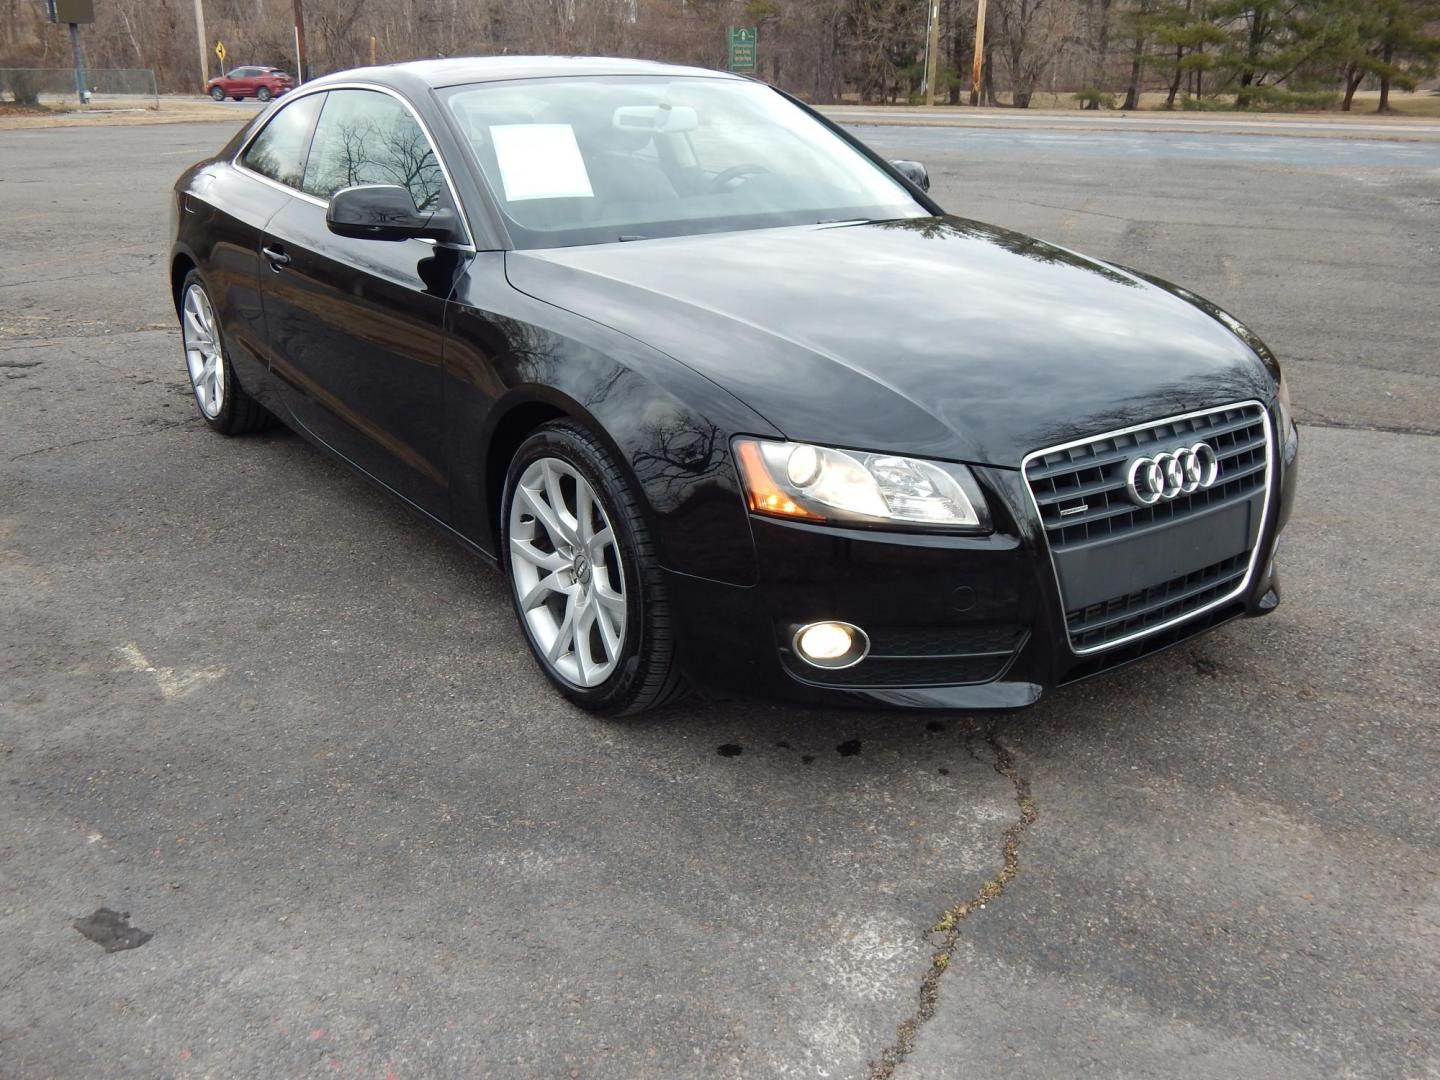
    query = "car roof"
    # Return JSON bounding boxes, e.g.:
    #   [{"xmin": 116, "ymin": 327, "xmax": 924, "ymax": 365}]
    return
[{"xmin": 302, "ymin": 55, "xmax": 743, "ymax": 92}]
